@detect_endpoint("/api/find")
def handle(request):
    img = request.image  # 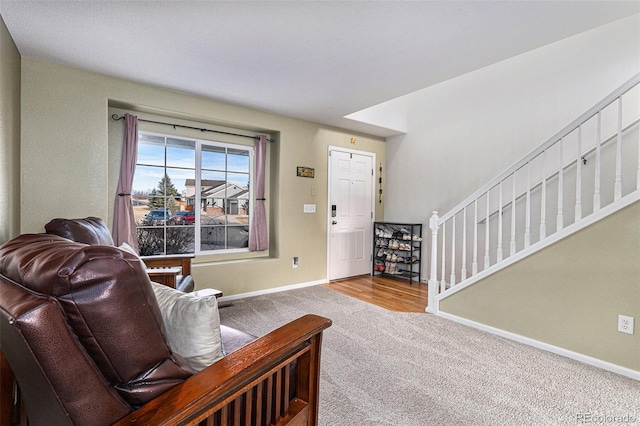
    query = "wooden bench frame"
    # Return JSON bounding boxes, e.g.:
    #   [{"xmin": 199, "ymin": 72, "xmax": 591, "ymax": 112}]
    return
[
  {"xmin": 142, "ymin": 254, "xmax": 194, "ymax": 277},
  {"xmin": 1, "ymin": 315, "xmax": 331, "ymax": 426}
]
